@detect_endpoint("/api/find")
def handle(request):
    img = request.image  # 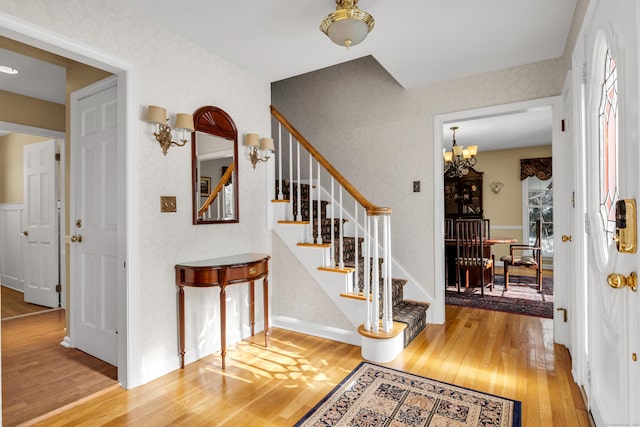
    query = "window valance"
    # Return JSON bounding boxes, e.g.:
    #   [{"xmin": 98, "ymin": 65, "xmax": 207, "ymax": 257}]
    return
[{"xmin": 520, "ymin": 157, "xmax": 552, "ymax": 181}]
